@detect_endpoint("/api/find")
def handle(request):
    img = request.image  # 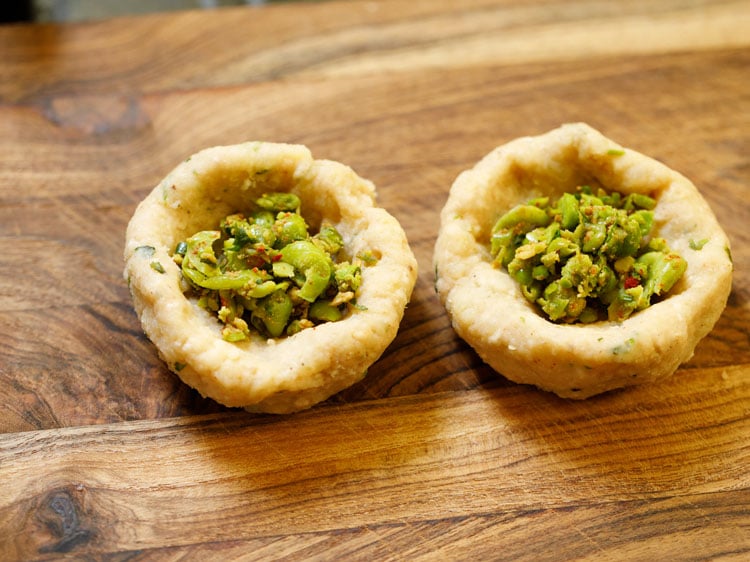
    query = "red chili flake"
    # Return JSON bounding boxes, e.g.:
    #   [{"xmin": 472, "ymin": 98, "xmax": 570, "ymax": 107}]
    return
[
  {"xmin": 272, "ymin": 253, "xmax": 283, "ymax": 262},
  {"xmin": 256, "ymin": 244, "xmax": 266, "ymax": 253},
  {"xmin": 624, "ymin": 276, "xmax": 640, "ymax": 289}
]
